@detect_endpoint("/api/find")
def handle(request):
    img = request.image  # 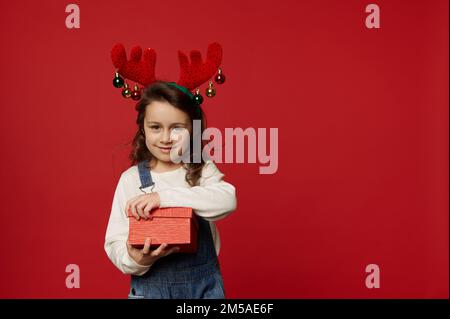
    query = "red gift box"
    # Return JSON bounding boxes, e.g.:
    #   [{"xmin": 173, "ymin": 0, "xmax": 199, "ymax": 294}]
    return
[{"xmin": 127, "ymin": 207, "xmax": 199, "ymax": 253}]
